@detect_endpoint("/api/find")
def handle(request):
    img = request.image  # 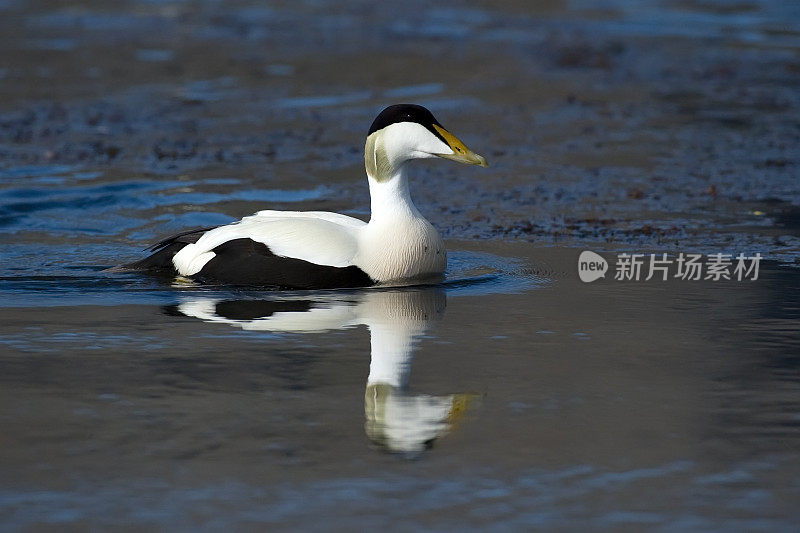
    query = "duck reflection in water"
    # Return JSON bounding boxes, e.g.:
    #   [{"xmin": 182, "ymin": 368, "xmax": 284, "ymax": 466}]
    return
[{"xmin": 172, "ymin": 286, "xmax": 479, "ymax": 454}]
